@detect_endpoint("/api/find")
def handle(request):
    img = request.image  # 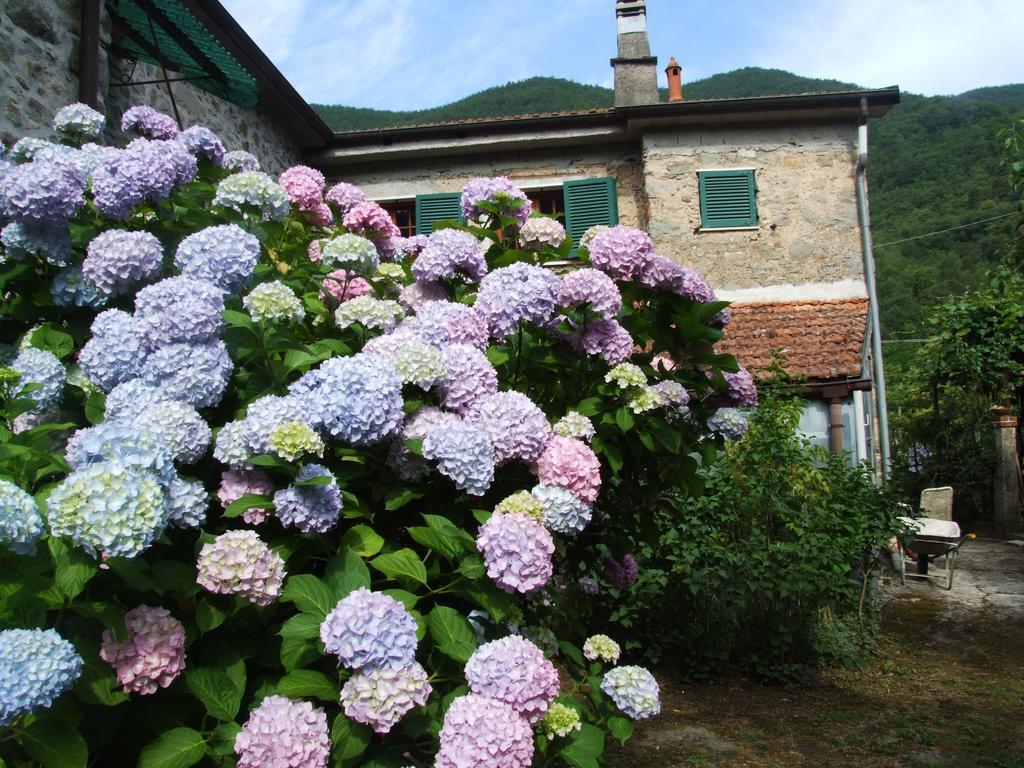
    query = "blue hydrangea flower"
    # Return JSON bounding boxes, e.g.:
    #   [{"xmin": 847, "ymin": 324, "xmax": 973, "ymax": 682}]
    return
[
  {"xmin": 64, "ymin": 421, "xmax": 176, "ymax": 489},
  {"xmin": 298, "ymin": 354, "xmax": 404, "ymax": 446},
  {"xmin": 104, "ymin": 380, "xmax": 174, "ymax": 421},
  {"xmin": 75, "ymin": 142, "xmax": 121, "ymax": 179},
  {"xmin": 141, "ymin": 340, "xmax": 233, "ymax": 408},
  {"xmin": 321, "ymin": 233, "xmax": 380, "ymax": 276},
  {"xmin": 46, "ymin": 460, "xmax": 168, "ymax": 558},
  {"xmin": 222, "ymin": 150, "xmax": 259, "ymax": 172},
  {"xmin": 600, "ymin": 666, "xmax": 661, "ymax": 719},
  {"xmin": 415, "ymin": 300, "xmax": 489, "ymax": 351},
  {"xmin": 53, "ymin": 102, "xmax": 105, "ymax": 139},
  {"xmin": 0, "ymin": 158, "xmax": 85, "ymax": 224},
  {"xmin": 422, "ymin": 421, "xmax": 495, "ymax": 496},
  {"xmin": 132, "ymin": 400, "xmax": 211, "ymax": 464},
  {"xmin": 531, "ymin": 483, "xmax": 592, "ymax": 536},
  {"xmin": 78, "ymin": 309, "xmax": 150, "ymax": 391},
  {"xmin": 465, "ymin": 391, "xmax": 553, "ymax": 465},
  {"xmin": 82, "ymin": 229, "xmax": 163, "ymax": 298},
  {"xmin": 1, "ymin": 221, "xmax": 72, "ymax": 266},
  {"xmin": 707, "ymin": 408, "xmax": 749, "ymax": 440},
  {"xmin": 213, "ymin": 171, "xmax": 289, "ymax": 221},
  {"xmin": 166, "ymin": 475, "xmax": 209, "ymax": 529},
  {"xmin": 212, "ymin": 420, "xmax": 254, "ymax": 470},
  {"xmin": 120, "ymin": 105, "xmax": 178, "ymax": 139},
  {"xmin": 461, "ymin": 176, "xmax": 531, "ymax": 227},
  {"xmin": 134, "ymin": 277, "xmax": 226, "ymax": 347},
  {"xmin": 475, "ymin": 262, "xmax": 560, "ymax": 341},
  {"xmin": 7, "ymin": 138, "xmax": 76, "ymax": 164},
  {"xmin": 0, "ymin": 628, "xmax": 83, "ymax": 725},
  {"xmin": 320, "ymin": 588, "xmax": 418, "ymax": 671},
  {"xmin": 11, "ymin": 347, "xmax": 65, "ymax": 412},
  {"xmin": 176, "ymin": 126, "xmax": 225, "ymax": 165},
  {"xmin": 0, "ymin": 479, "xmax": 44, "ymax": 555},
  {"xmin": 125, "ymin": 137, "xmax": 196, "ymax": 191},
  {"xmin": 411, "ymin": 229, "xmax": 487, "ymax": 284},
  {"xmin": 90, "ymin": 140, "xmax": 194, "ymax": 220},
  {"xmin": 50, "ymin": 266, "xmax": 107, "ymax": 309},
  {"xmin": 437, "ymin": 344, "xmax": 498, "ymax": 414},
  {"xmin": 273, "ymin": 463, "xmax": 343, "ymax": 534},
  {"xmin": 238, "ymin": 394, "xmax": 310, "ymax": 455},
  {"xmin": 174, "ymin": 224, "xmax": 259, "ymax": 295}
]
